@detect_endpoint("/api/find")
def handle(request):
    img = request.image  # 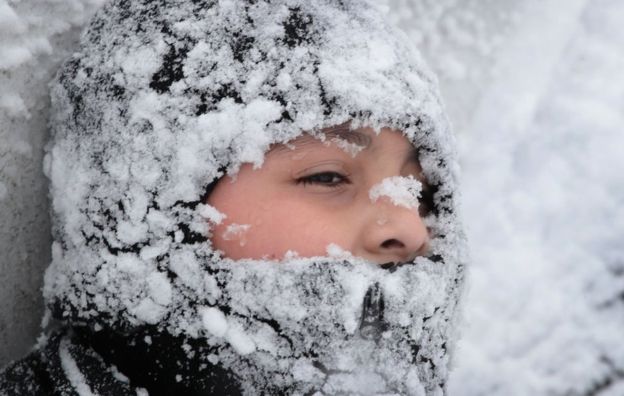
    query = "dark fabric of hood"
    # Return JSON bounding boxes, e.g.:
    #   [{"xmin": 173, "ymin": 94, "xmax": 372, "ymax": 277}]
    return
[{"xmin": 43, "ymin": 0, "xmax": 467, "ymax": 394}]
